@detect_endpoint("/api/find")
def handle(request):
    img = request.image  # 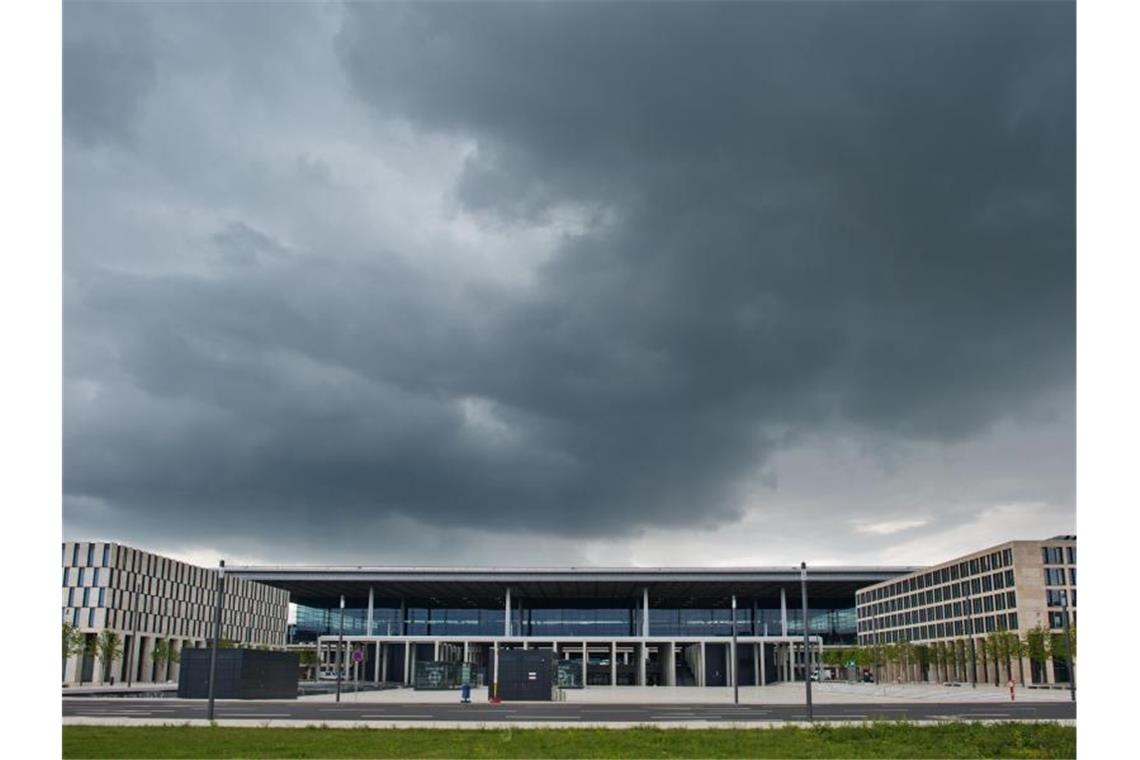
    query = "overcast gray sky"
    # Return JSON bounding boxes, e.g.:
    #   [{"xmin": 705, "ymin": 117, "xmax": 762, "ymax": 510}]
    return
[{"xmin": 62, "ymin": 1, "xmax": 1075, "ymax": 569}]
